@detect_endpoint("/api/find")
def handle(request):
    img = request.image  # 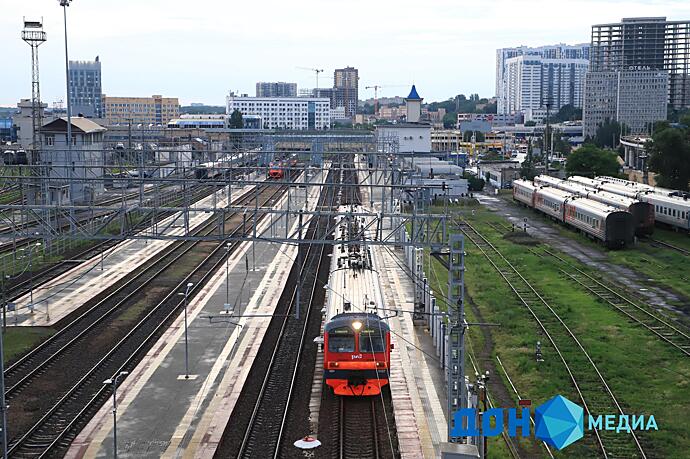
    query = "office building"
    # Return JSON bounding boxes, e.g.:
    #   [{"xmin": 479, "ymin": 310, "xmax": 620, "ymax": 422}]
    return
[
  {"xmin": 584, "ymin": 17, "xmax": 689, "ymax": 136},
  {"xmin": 590, "ymin": 17, "xmax": 690, "ymax": 110},
  {"xmin": 104, "ymin": 95, "xmax": 180, "ymax": 125},
  {"xmin": 68, "ymin": 56, "xmax": 103, "ymax": 118},
  {"xmin": 256, "ymin": 82, "xmax": 297, "ymax": 98},
  {"xmin": 583, "ymin": 70, "xmax": 668, "ymax": 137},
  {"xmin": 226, "ymin": 94, "xmax": 330, "ymax": 130},
  {"xmin": 333, "ymin": 67, "xmax": 359, "ymax": 117},
  {"xmin": 501, "ymin": 55, "xmax": 588, "ymax": 116},
  {"xmin": 496, "ymin": 44, "xmax": 590, "ymax": 114}
]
